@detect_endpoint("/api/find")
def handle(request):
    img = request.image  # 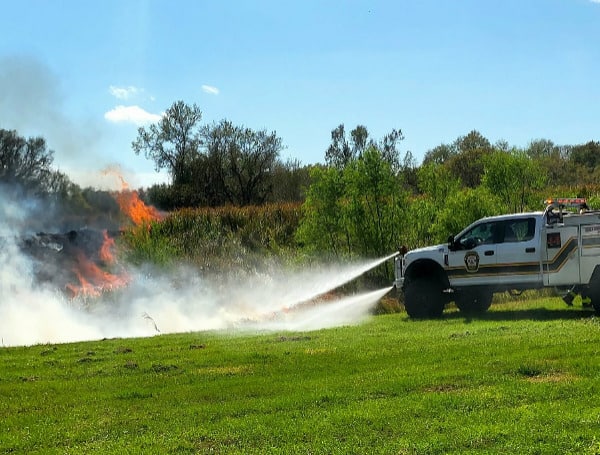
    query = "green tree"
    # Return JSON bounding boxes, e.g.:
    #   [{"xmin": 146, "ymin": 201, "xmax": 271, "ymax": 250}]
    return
[
  {"xmin": 424, "ymin": 130, "xmax": 493, "ymax": 188},
  {"xmin": 433, "ymin": 187, "xmax": 503, "ymax": 242},
  {"xmin": 132, "ymin": 100, "xmax": 202, "ymax": 186},
  {"xmin": 342, "ymin": 147, "xmax": 406, "ymax": 258},
  {"xmin": 378, "ymin": 129, "xmax": 404, "ymax": 172},
  {"xmin": 423, "ymin": 143, "xmax": 455, "ymax": 165},
  {"xmin": 417, "ymin": 162, "xmax": 461, "ymax": 201},
  {"xmin": 482, "ymin": 150, "xmax": 546, "ymax": 213},
  {"xmin": 526, "ymin": 139, "xmax": 575, "ymax": 186},
  {"xmin": 455, "ymin": 130, "xmax": 492, "ymax": 153},
  {"xmin": 404, "ymin": 197, "xmax": 438, "ymax": 248},
  {"xmin": 269, "ymin": 159, "xmax": 311, "ymax": 203},
  {"xmin": 300, "ymin": 124, "xmax": 408, "ymax": 259},
  {"xmin": 325, "ymin": 124, "xmax": 404, "ymax": 172},
  {"xmin": 325, "ymin": 124, "xmax": 370, "ymax": 169},
  {"xmin": 398, "ymin": 150, "xmax": 419, "ymax": 193},
  {"xmin": 0, "ymin": 128, "xmax": 65, "ymax": 195},
  {"xmin": 526, "ymin": 139, "xmax": 558, "ymax": 160},
  {"xmin": 406, "ymin": 163, "xmax": 461, "ymax": 247},
  {"xmin": 296, "ymin": 166, "xmax": 347, "ymax": 255},
  {"xmin": 298, "ymin": 147, "xmax": 406, "ymax": 262},
  {"xmin": 570, "ymin": 141, "xmax": 600, "ymax": 171},
  {"xmin": 446, "ymin": 148, "xmax": 491, "ymax": 188},
  {"xmin": 203, "ymin": 120, "xmax": 284, "ymax": 206}
]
